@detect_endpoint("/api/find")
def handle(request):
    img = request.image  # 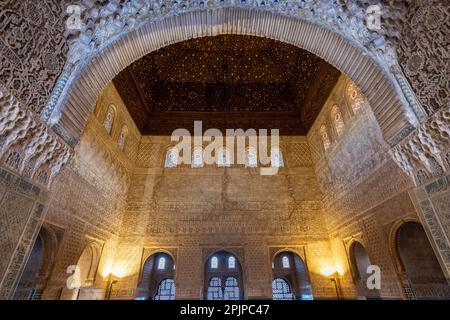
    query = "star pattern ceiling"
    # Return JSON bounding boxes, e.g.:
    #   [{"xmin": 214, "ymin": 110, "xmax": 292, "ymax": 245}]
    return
[{"xmin": 113, "ymin": 35, "xmax": 340, "ymax": 135}]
